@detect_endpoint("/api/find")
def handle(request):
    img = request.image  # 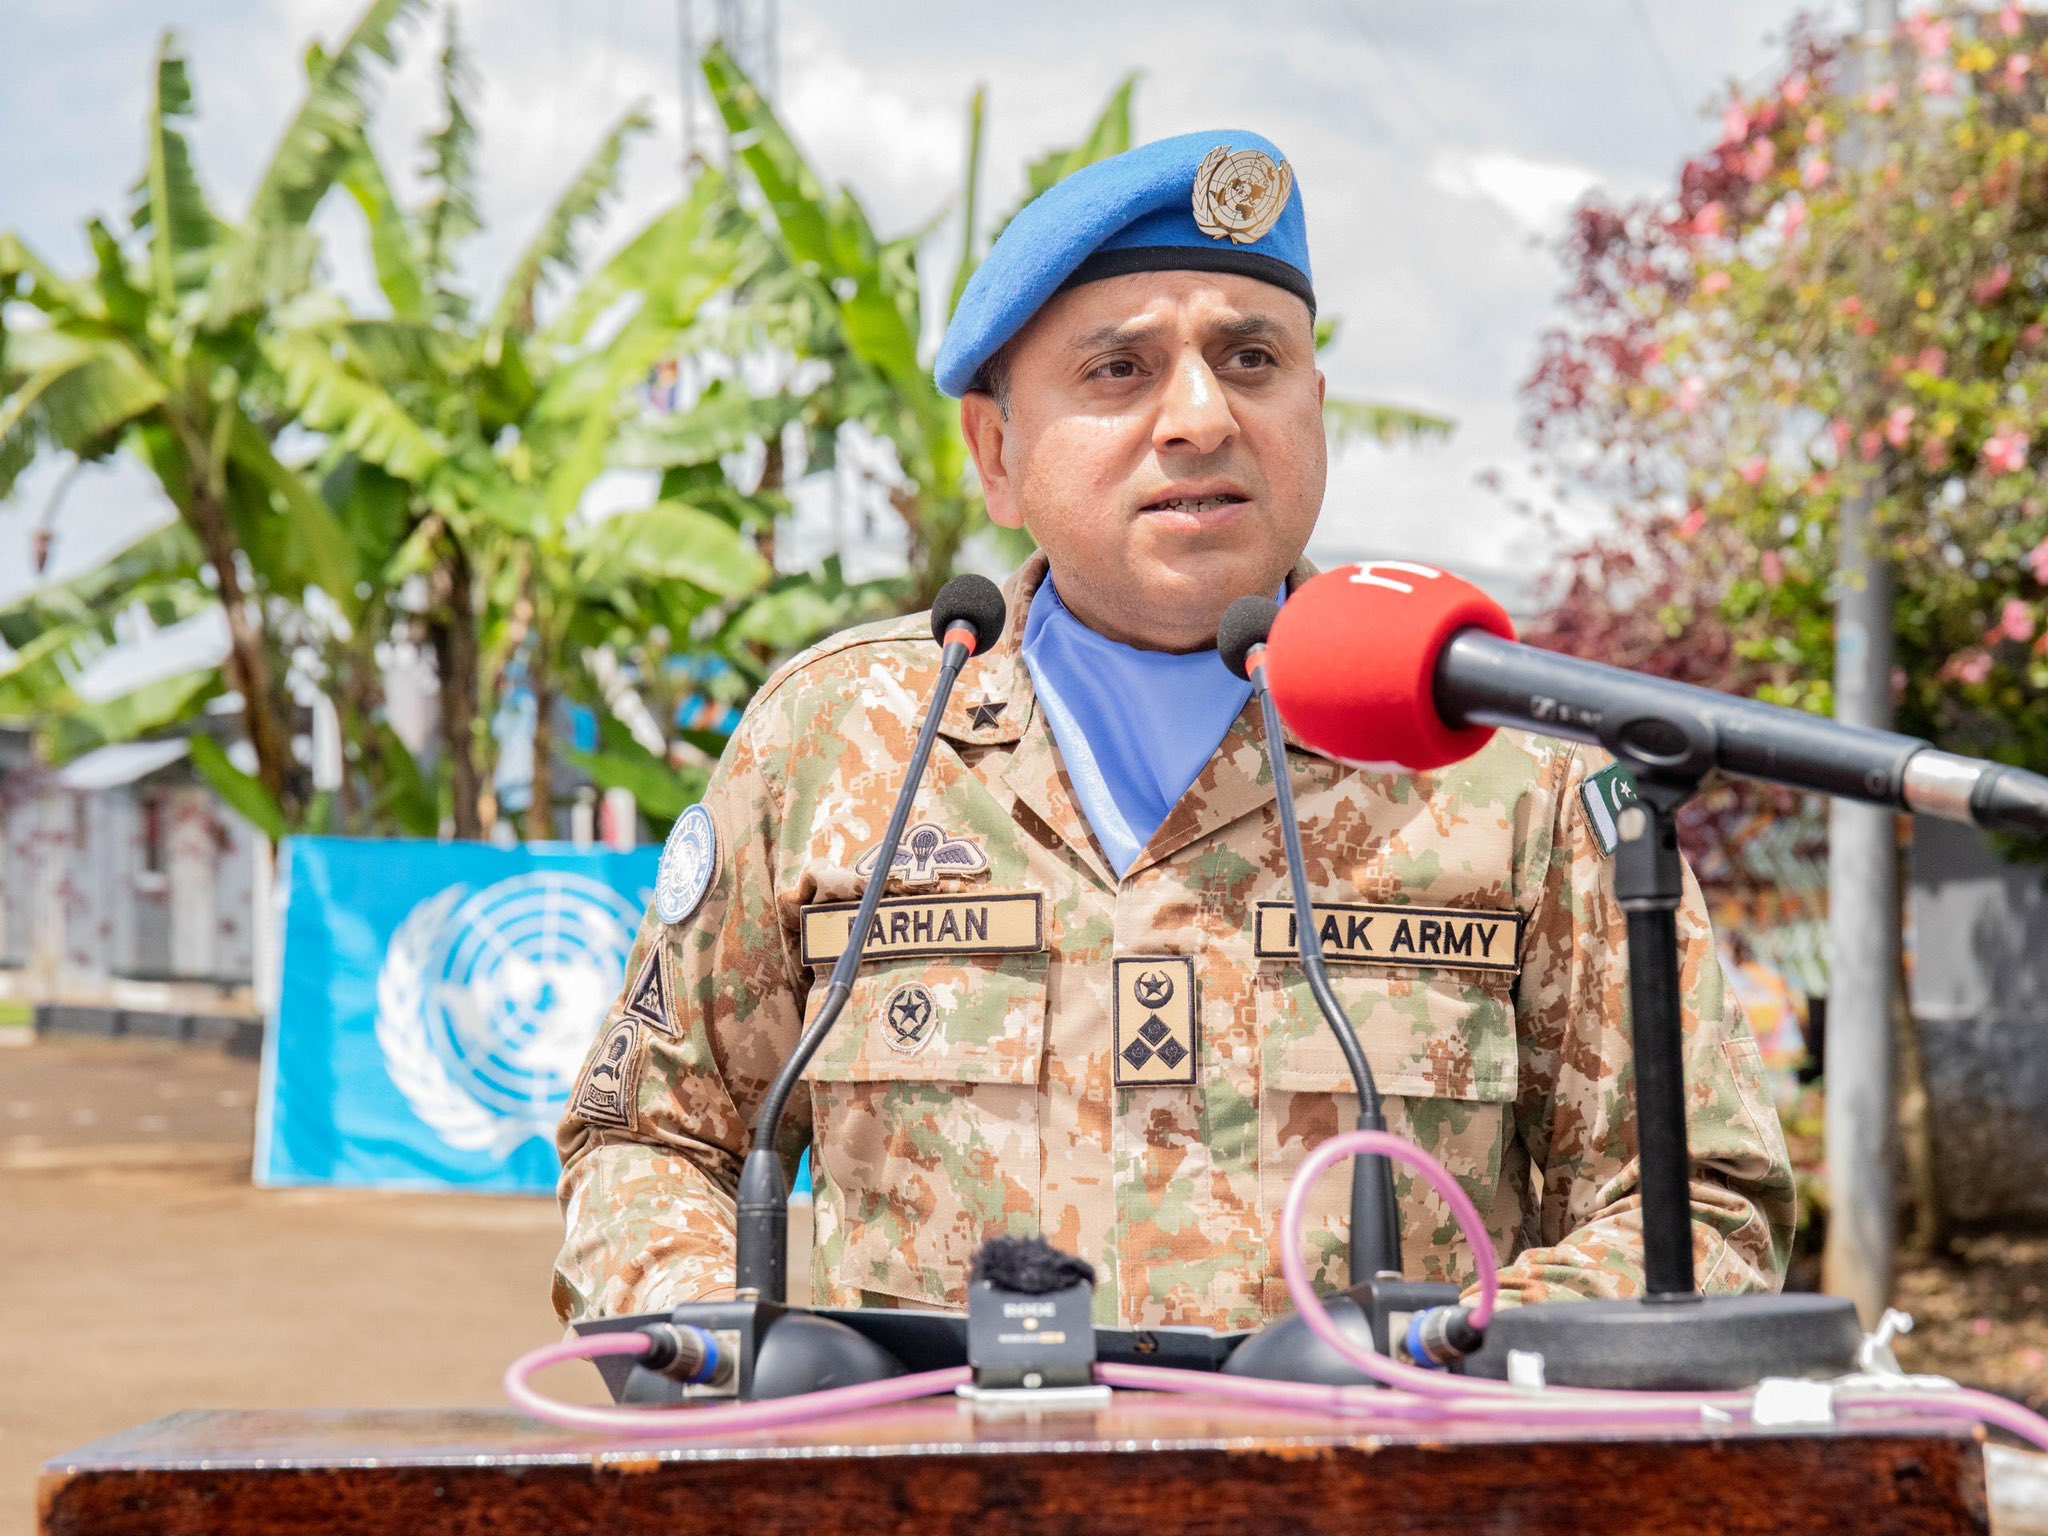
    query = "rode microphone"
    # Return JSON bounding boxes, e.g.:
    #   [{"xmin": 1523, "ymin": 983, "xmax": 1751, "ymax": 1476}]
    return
[
  {"xmin": 733, "ymin": 573, "xmax": 1008, "ymax": 1302},
  {"xmin": 1264, "ymin": 560, "xmax": 2048, "ymax": 835},
  {"xmin": 1220, "ymin": 596, "xmax": 1401, "ymax": 1282}
]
